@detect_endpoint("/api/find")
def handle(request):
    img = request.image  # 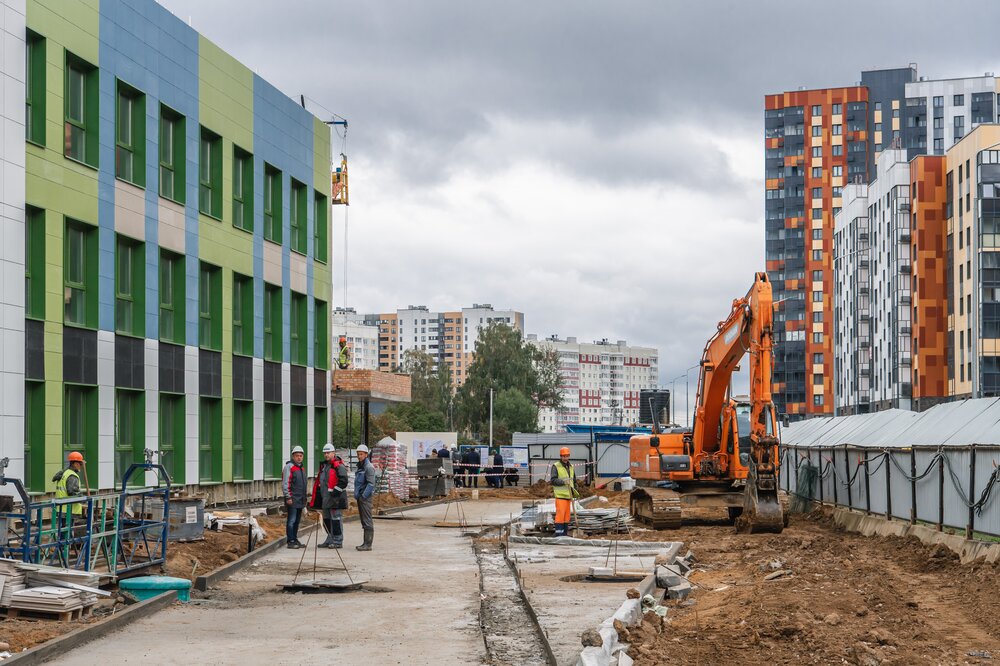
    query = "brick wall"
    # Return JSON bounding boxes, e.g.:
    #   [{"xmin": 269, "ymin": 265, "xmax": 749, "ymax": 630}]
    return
[{"xmin": 333, "ymin": 369, "xmax": 411, "ymax": 402}]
